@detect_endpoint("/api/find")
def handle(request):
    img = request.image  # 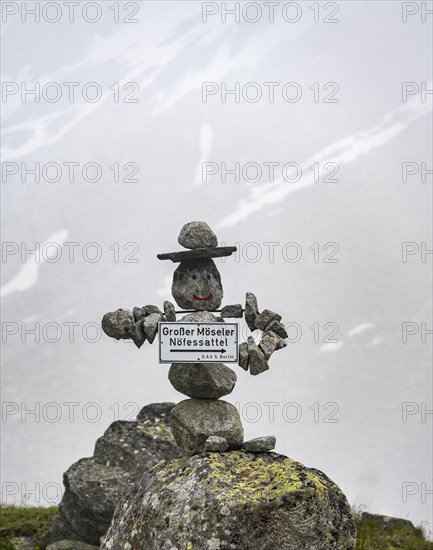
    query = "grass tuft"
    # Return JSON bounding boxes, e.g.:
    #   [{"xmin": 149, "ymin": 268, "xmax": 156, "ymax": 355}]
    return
[
  {"xmin": 0, "ymin": 506, "xmax": 58, "ymax": 549},
  {"xmin": 353, "ymin": 508, "xmax": 433, "ymax": 550}
]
